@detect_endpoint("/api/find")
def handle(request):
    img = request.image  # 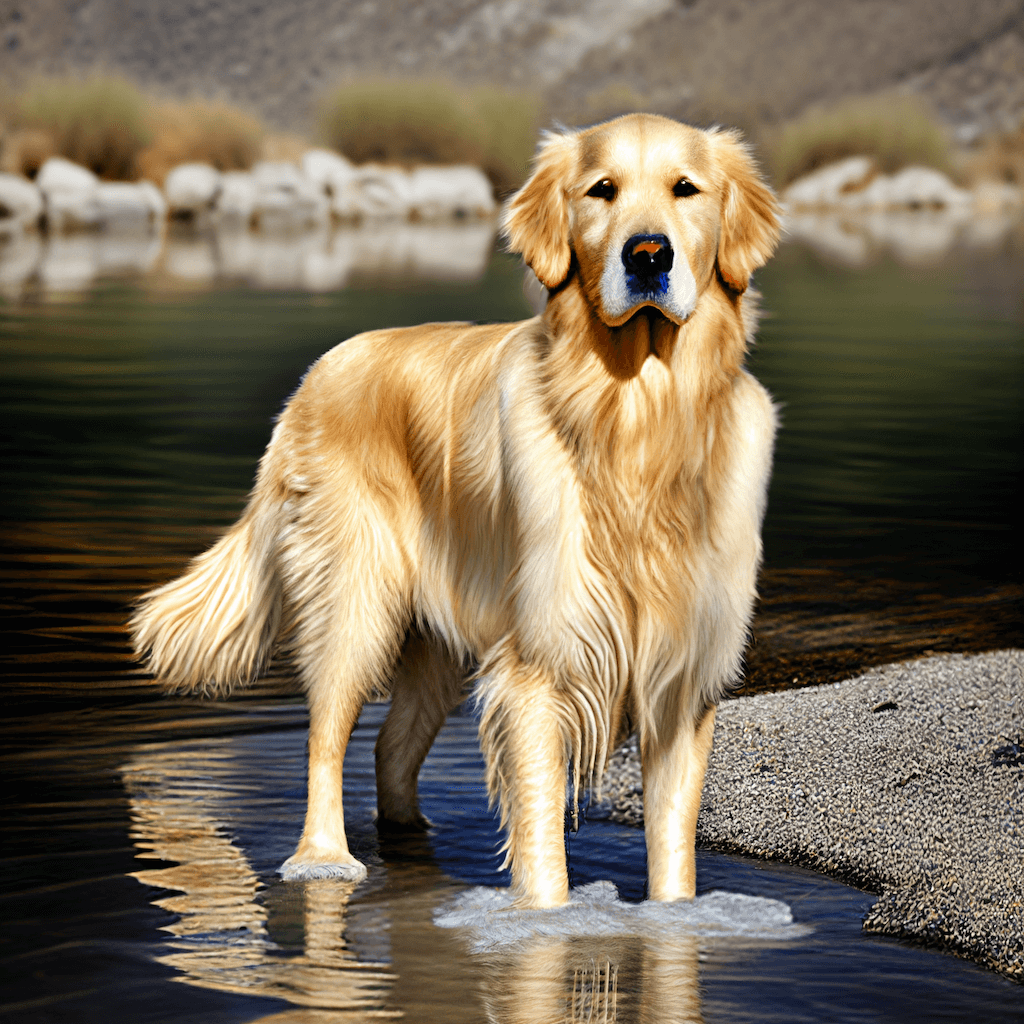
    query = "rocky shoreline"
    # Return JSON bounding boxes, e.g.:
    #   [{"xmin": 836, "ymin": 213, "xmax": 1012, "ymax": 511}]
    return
[{"xmin": 601, "ymin": 649, "xmax": 1024, "ymax": 980}]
